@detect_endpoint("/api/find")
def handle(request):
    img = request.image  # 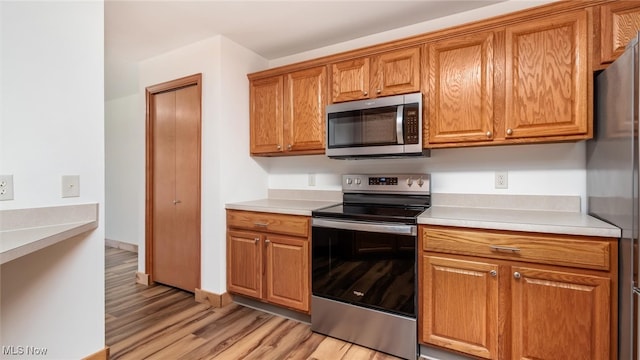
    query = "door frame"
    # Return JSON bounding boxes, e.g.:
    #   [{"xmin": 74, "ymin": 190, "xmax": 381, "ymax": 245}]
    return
[{"xmin": 145, "ymin": 73, "xmax": 202, "ymax": 285}]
